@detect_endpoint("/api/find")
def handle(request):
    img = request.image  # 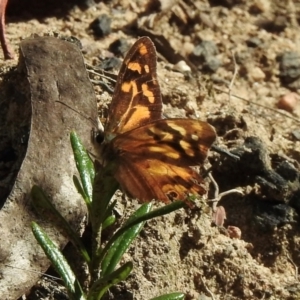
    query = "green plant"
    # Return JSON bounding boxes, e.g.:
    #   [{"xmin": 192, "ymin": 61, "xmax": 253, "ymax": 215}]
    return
[{"xmin": 31, "ymin": 131, "xmax": 185, "ymax": 300}]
